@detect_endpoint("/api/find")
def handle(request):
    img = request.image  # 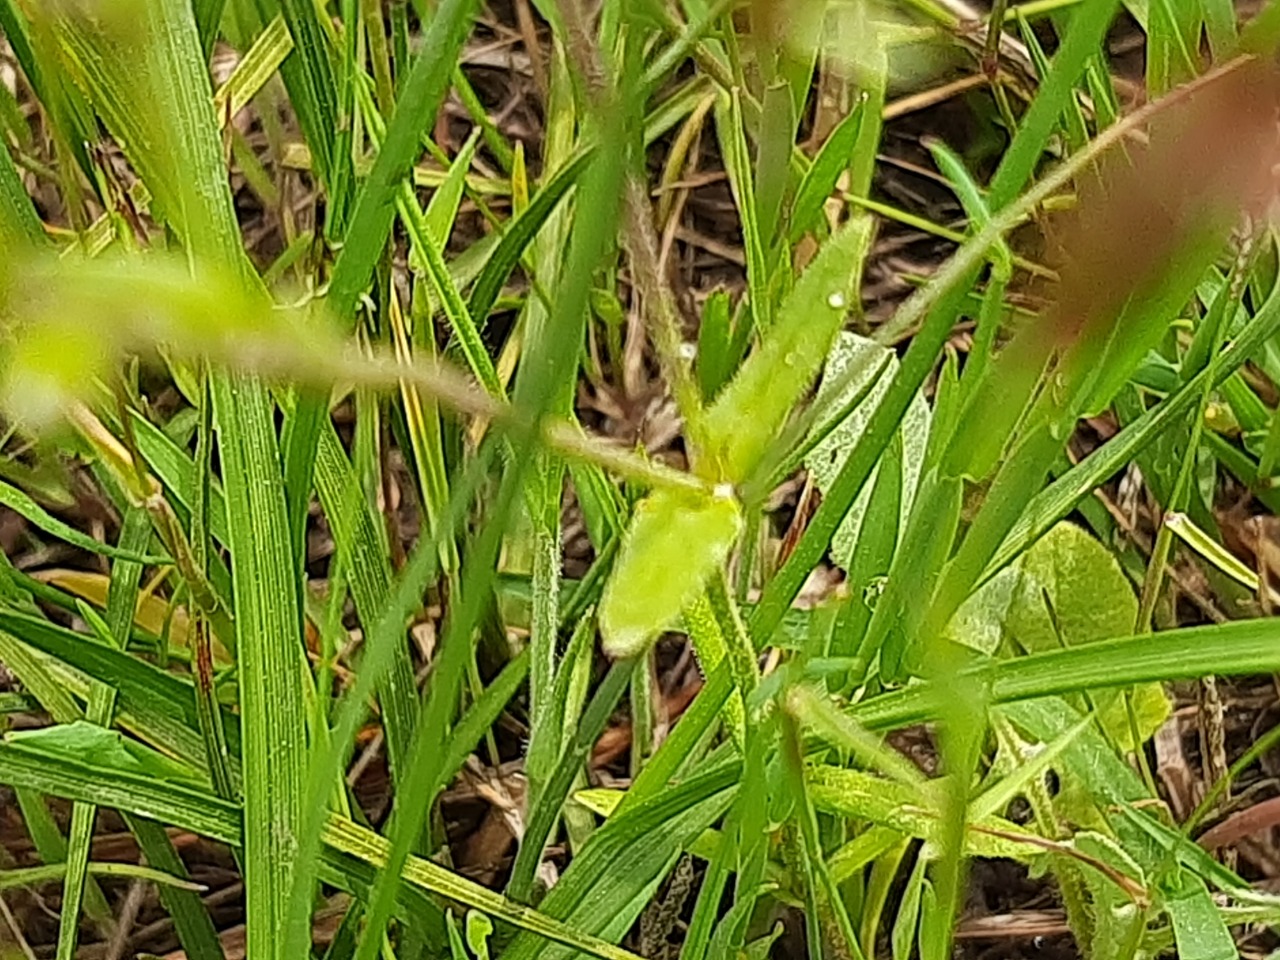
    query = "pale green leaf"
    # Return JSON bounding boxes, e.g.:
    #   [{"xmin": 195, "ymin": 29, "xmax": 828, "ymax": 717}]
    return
[
  {"xmin": 1165, "ymin": 870, "xmax": 1237, "ymax": 960},
  {"xmin": 5, "ymin": 722, "xmax": 202, "ymax": 787},
  {"xmin": 700, "ymin": 215, "xmax": 872, "ymax": 483},
  {"xmin": 805, "ymin": 766, "xmax": 1039, "ymax": 862},
  {"xmin": 804, "ymin": 331, "xmax": 929, "ymax": 571},
  {"xmin": 600, "ymin": 487, "xmax": 742, "ymax": 658}
]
